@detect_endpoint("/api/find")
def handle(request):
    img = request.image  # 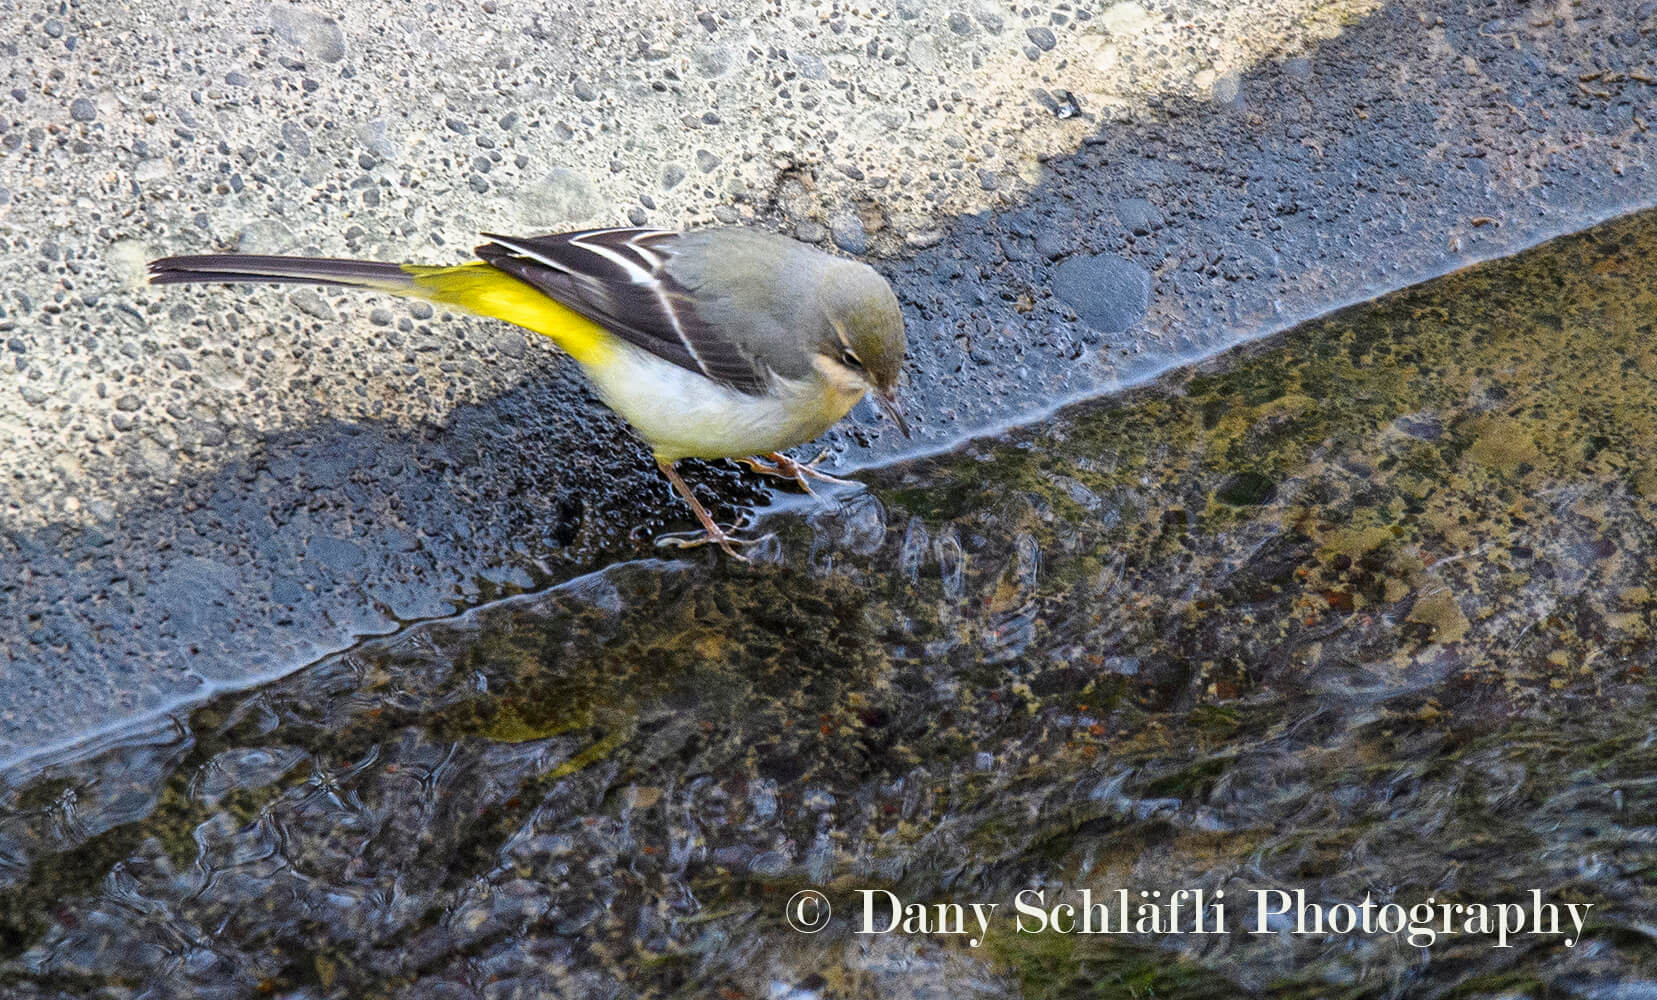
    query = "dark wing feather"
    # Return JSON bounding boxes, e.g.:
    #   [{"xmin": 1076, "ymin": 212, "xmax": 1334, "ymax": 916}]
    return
[{"xmin": 475, "ymin": 228, "xmax": 767, "ymax": 394}]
